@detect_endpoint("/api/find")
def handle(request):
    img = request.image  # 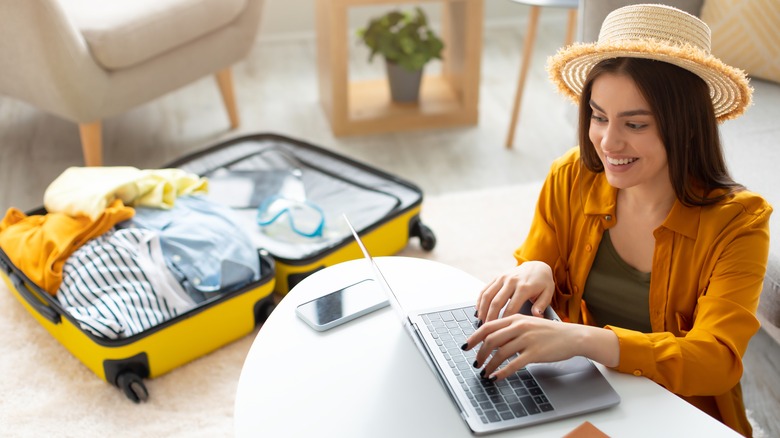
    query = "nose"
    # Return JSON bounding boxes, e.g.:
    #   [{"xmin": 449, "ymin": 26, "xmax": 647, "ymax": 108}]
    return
[{"xmin": 598, "ymin": 121, "xmax": 624, "ymax": 153}]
